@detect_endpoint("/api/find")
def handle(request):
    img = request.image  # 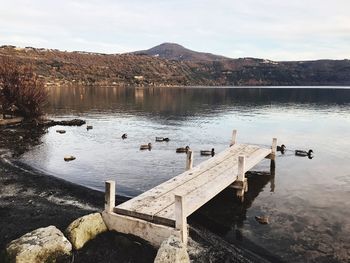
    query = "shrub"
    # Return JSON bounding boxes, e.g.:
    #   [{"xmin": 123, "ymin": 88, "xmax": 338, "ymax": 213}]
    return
[{"xmin": 0, "ymin": 57, "xmax": 48, "ymax": 119}]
